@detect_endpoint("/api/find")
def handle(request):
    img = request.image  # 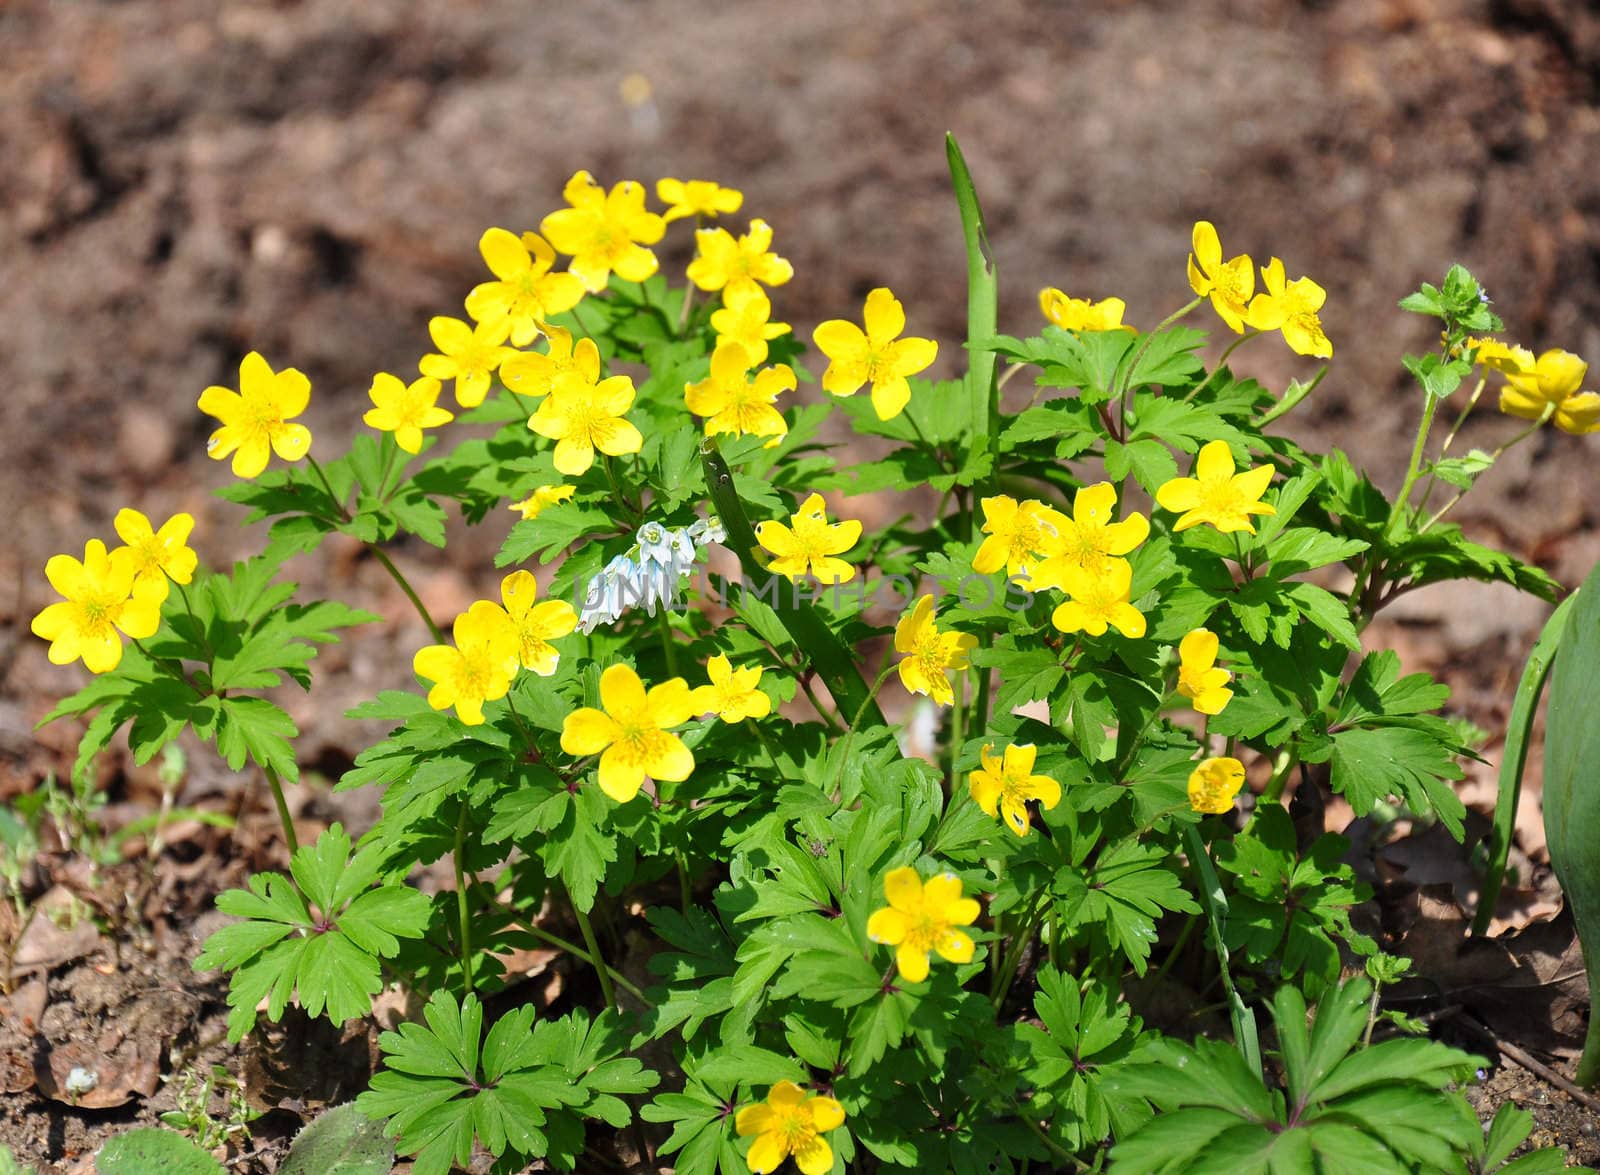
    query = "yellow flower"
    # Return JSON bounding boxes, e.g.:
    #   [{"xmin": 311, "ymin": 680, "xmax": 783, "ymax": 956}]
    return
[
  {"xmin": 1049, "ymin": 559, "xmax": 1147, "ymax": 639},
  {"xmin": 1156, "ymin": 440, "xmax": 1277, "ymax": 534},
  {"xmin": 539, "ymin": 171, "xmax": 665, "ymax": 293},
  {"xmin": 691, "ymin": 654, "xmax": 771, "ymax": 722},
  {"xmin": 972, "ymin": 495, "xmax": 1061, "ymax": 579},
  {"xmin": 411, "ymin": 600, "xmax": 519, "ymax": 726},
  {"xmin": 499, "ymin": 570, "xmax": 577, "ymax": 676},
  {"xmin": 812, "ymin": 287, "xmax": 938, "ymax": 421},
  {"xmin": 464, "ymin": 228, "xmax": 585, "ymax": 347},
  {"xmin": 656, "ymin": 177, "xmax": 743, "ymax": 224},
  {"xmin": 32, "ymin": 540, "xmax": 163, "ymax": 674},
  {"xmin": 1039, "ymin": 287, "xmax": 1134, "ymax": 333},
  {"xmin": 418, "ymin": 315, "xmax": 514, "ymax": 409},
  {"xmin": 1244, "ymin": 258, "xmax": 1332, "ymax": 358},
  {"xmin": 112, "ymin": 508, "xmax": 197, "ymax": 598},
  {"xmin": 1030, "ymin": 482, "xmax": 1149, "ymax": 588},
  {"xmin": 1176, "ymin": 628, "xmax": 1233, "ymax": 716},
  {"xmin": 969, "ymin": 743, "xmax": 1062, "ymax": 838},
  {"xmin": 684, "ymin": 340, "xmax": 794, "ymax": 444},
  {"xmin": 686, "ymin": 218, "xmax": 793, "ymax": 300},
  {"xmin": 501, "ymin": 328, "xmax": 596, "ymax": 402},
  {"xmin": 1469, "ymin": 337, "xmax": 1534, "ymax": 376},
  {"xmin": 710, "ymin": 283, "xmax": 791, "ymax": 365},
  {"xmin": 363, "ymin": 373, "xmax": 454, "ymax": 454},
  {"xmin": 866, "ymin": 866, "xmax": 981, "ymax": 983},
  {"xmin": 734, "ymin": 1080, "xmax": 845, "ymax": 1175},
  {"xmin": 1187, "ymin": 221, "xmax": 1255, "ymax": 334},
  {"xmin": 754, "ymin": 493, "xmax": 861, "ymax": 584},
  {"xmin": 508, "ymin": 484, "xmax": 575, "ymax": 520},
  {"xmin": 1189, "ymin": 756, "xmax": 1246, "ymax": 814},
  {"xmin": 529, "ymin": 368, "xmax": 644, "ymax": 476},
  {"xmin": 894, "ymin": 594, "xmax": 978, "ymax": 707},
  {"xmin": 559, "ymin": 663, "xmax": 695, "ymax": 802},
  {"xmin": 197, "ymin": 351, "xmax": 313, "ymax": 479},
  {"xmin": 1499, "ymin": 348, "xmax": 1600, "ymax": 436}
]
